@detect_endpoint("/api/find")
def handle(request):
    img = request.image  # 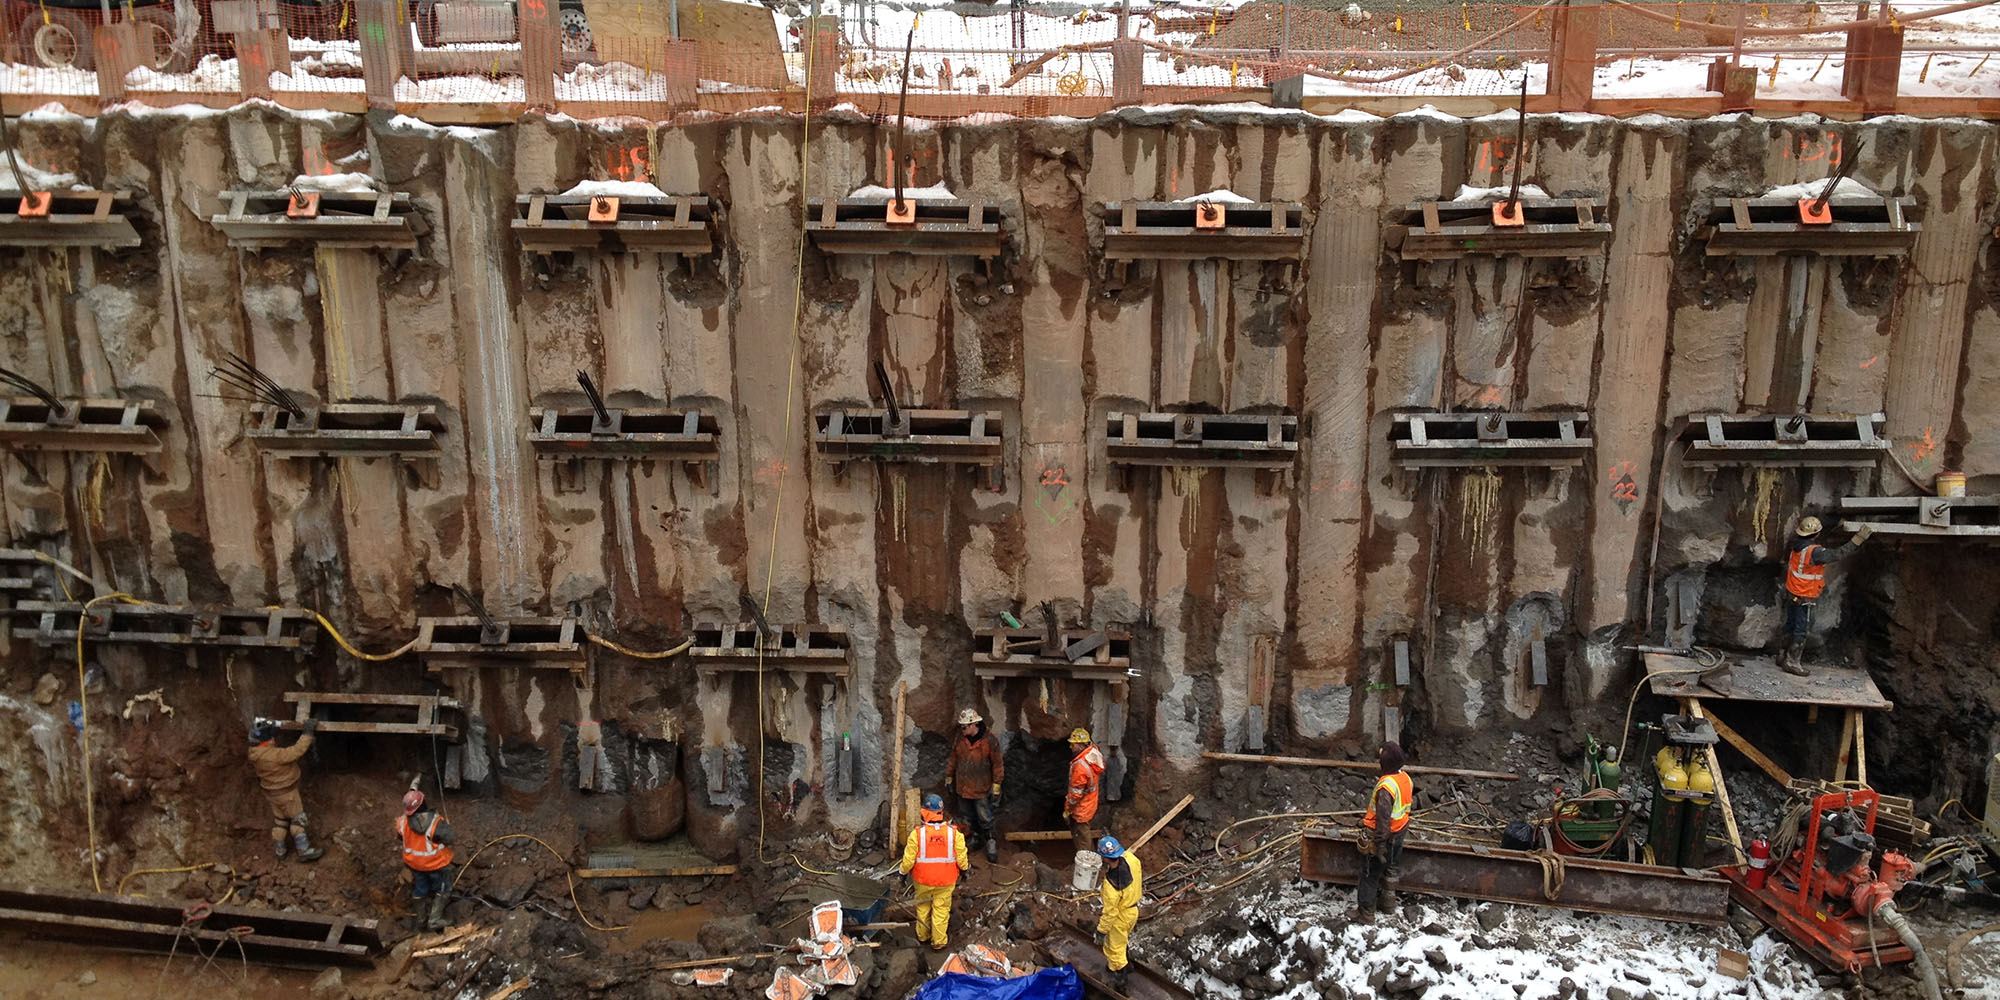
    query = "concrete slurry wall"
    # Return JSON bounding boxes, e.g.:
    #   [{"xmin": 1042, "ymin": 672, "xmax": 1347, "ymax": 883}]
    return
[{"xmin": 0, "ymin": 103, "xmax": 1995, "ymax": 848}]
